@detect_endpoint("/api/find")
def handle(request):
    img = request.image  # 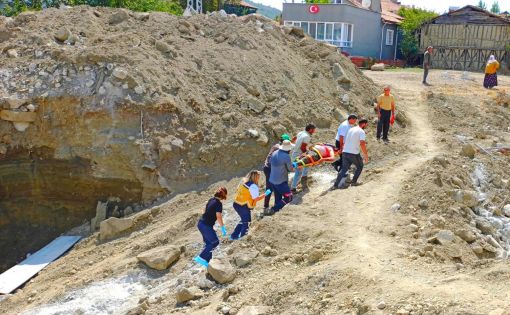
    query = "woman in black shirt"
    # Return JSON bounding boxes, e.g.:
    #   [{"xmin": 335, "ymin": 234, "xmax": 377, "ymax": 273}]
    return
[{"xmin": 194, "ymin": 187, "xmax": 228, "ymax": 268}]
